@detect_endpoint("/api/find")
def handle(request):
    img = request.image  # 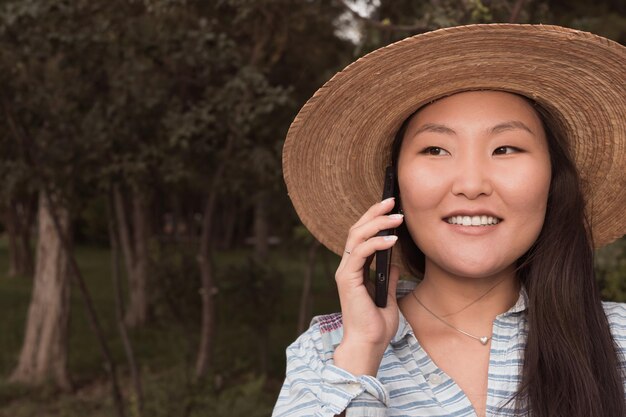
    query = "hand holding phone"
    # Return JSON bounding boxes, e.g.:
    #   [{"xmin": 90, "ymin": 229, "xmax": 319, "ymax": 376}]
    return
[
  {"xmin": 375, "ymin": 166, "xmax": 397, "ymax": 307},
  {"xmin": 333, "ymin": 178, "xmax": 402, "ymax": 376}
]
